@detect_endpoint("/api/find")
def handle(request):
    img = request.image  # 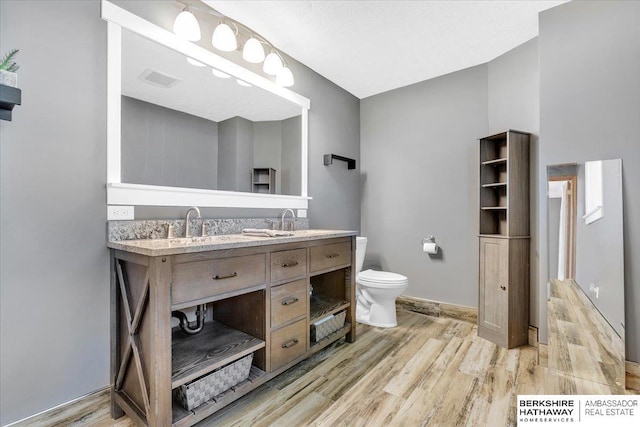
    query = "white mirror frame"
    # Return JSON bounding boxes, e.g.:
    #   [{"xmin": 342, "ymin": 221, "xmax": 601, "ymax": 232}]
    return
[{"xmin": 102, "ymin": 0, "xmax": 311, "ymax": 209}]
